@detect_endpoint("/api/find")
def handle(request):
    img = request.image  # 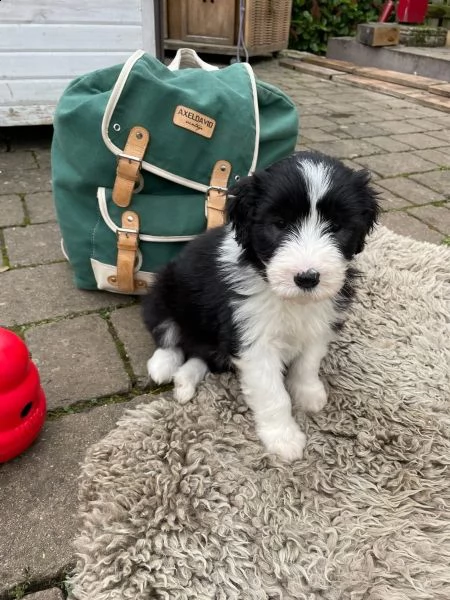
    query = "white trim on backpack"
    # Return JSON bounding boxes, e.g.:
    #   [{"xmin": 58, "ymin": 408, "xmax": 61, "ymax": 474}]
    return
[
  {"xmin": 100, "ymin": 49, "xmax": 260, "ymax": 190},
  {"xmin": 90, "ymin": 258, "xmax": 154, "ymax": 295},
  {"xmin": 97, "ymin": 187, "xmax": 198, "ymax": 243},
  {"xmin": 242, "ymin": 61, "xmax": 260, "ymax": 173}
]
